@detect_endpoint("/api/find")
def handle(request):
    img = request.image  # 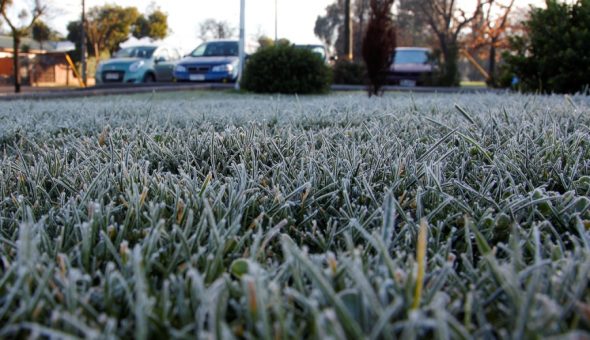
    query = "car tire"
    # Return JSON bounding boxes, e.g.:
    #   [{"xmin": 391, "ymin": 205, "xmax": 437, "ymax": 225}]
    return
[{"xmin": 143, "ymin": 73, "xmax": 156, "ymax": 83}]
